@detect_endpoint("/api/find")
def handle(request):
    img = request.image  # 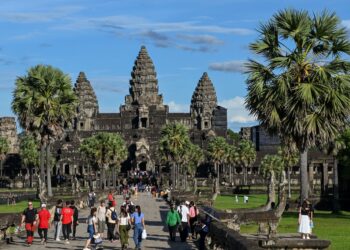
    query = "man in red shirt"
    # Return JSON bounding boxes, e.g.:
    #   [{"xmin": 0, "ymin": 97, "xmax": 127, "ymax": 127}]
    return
[
  {"xmin": 21, "ymin": 201, "xmax": 38, "ymax": 246},
  {"xmin": 37, "ymin": 203, "xmax": 51, "ymax": 245},
  {"xmin": 60, "ymin": 201, "xmax": 73, "ymax": 244}
]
